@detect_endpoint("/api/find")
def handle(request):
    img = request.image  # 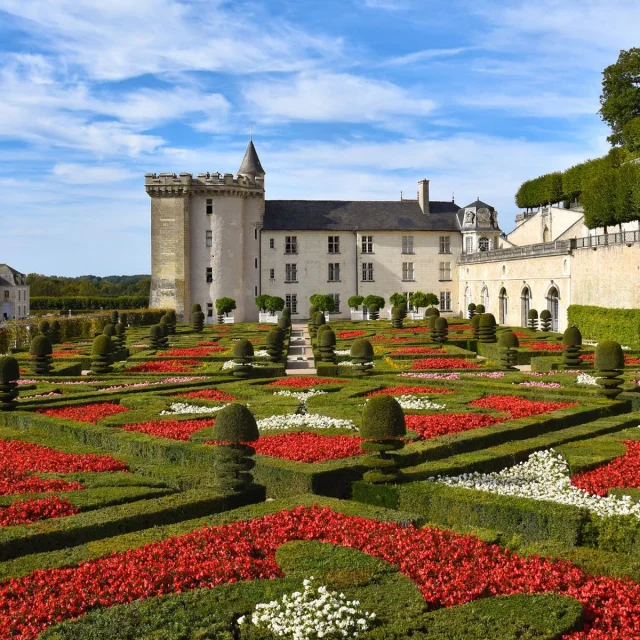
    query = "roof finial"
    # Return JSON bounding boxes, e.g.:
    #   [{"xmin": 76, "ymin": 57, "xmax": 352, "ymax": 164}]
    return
[
  {"xmin": 452, "ymin": 192, "xmax": 455, "ymax": 202},
  {"xmin": 400, "ymin": 190, "xmax": 403, "ymax": 201},
  {"xmin": 249, "ymin": 121, "xmax": 253, "ymax": 141}
]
